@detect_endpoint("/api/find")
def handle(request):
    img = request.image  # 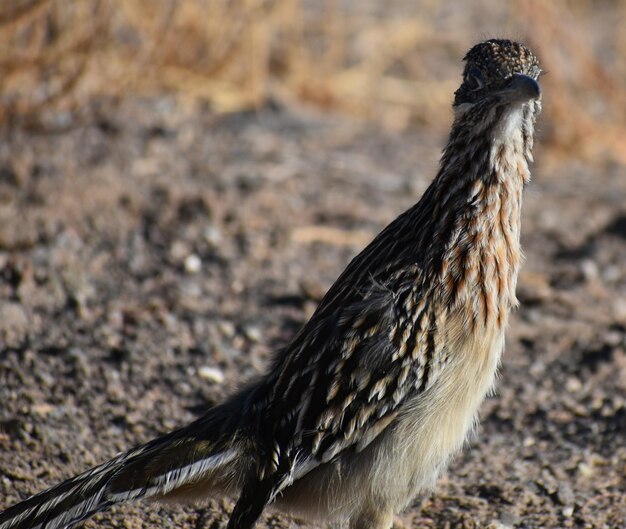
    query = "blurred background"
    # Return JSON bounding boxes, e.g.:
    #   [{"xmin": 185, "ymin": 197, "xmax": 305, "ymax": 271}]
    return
[
  {"xmin": 1, "ymin": 1, "xmax": 625, "ymax": 528},
  {"xmin": 1, "ymin": 0, "xmax": 625, "ymax": 164}
]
